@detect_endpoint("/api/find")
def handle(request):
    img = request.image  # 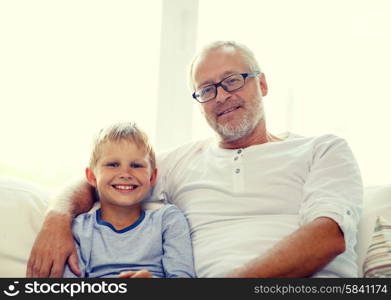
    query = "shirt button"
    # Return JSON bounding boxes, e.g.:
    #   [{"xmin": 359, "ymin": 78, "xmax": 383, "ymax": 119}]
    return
[
  {"xmin": 235, "ymin": 168, "xmax": 240, "ymax": 174},
  {"xmin": 346, "ymin": 210, "xmax": 351, "ymax": 215},
  {"xmin": 234, "ymin": 156, "xmax": 239, "ymax": 161},
  {"xmin": 237, "ymin": 149, "xmax": 242, "ymax": 154}
]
